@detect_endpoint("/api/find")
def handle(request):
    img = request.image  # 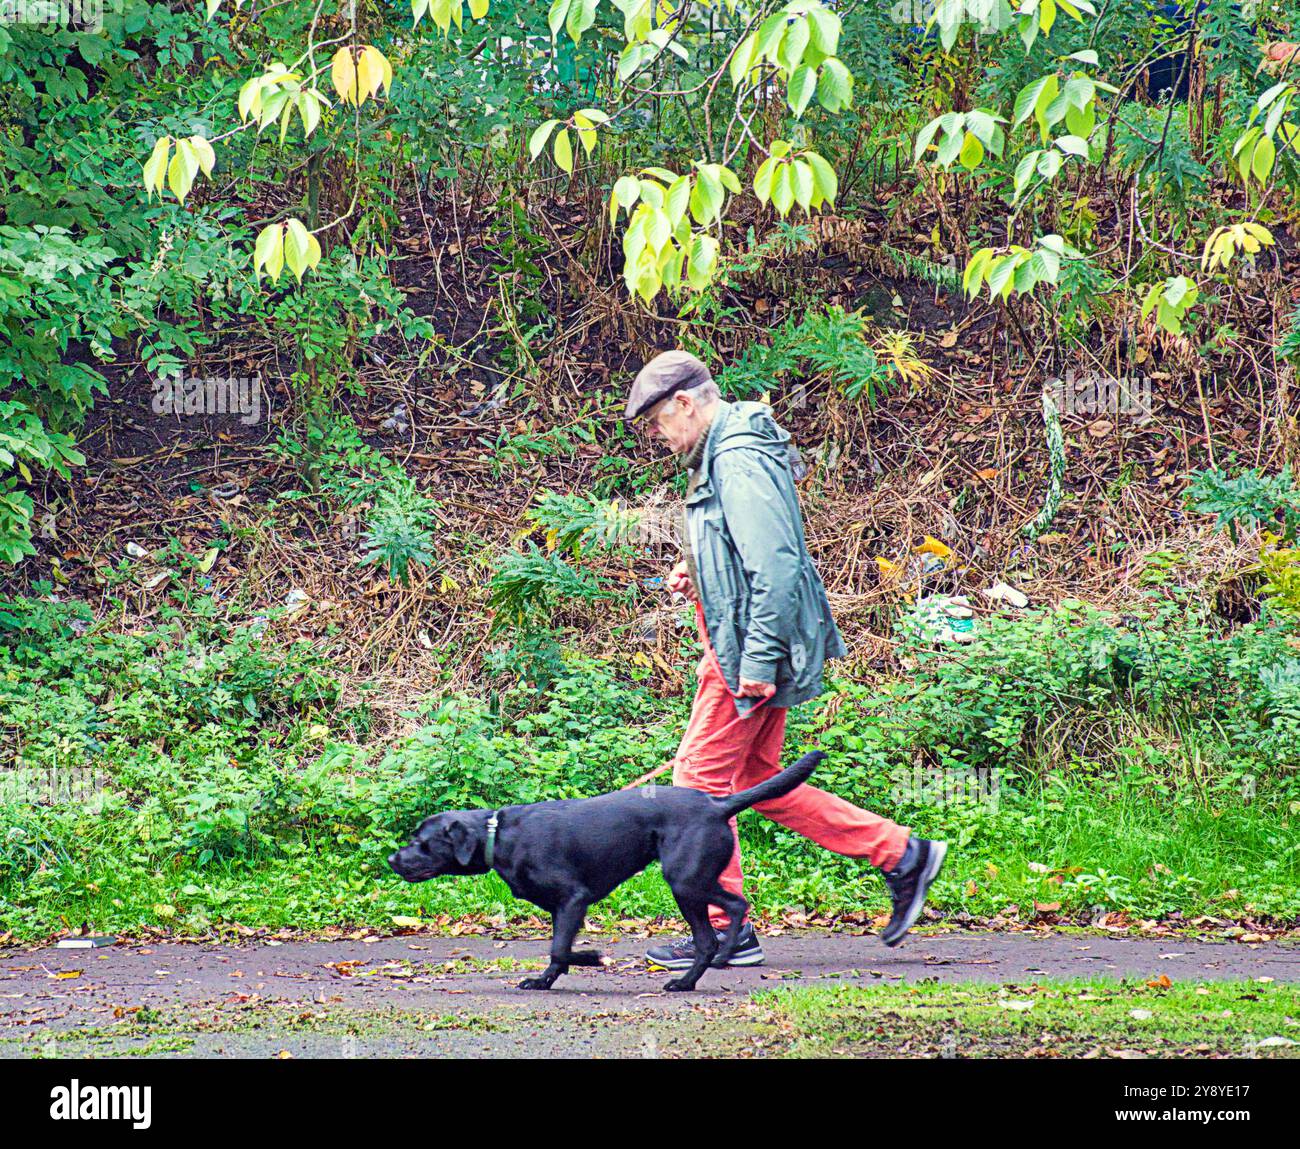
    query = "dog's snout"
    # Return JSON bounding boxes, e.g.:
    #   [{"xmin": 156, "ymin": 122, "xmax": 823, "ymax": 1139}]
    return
[{"xmin": 387, "ymin": 851, "xmax": 402, "ymax": 870}]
